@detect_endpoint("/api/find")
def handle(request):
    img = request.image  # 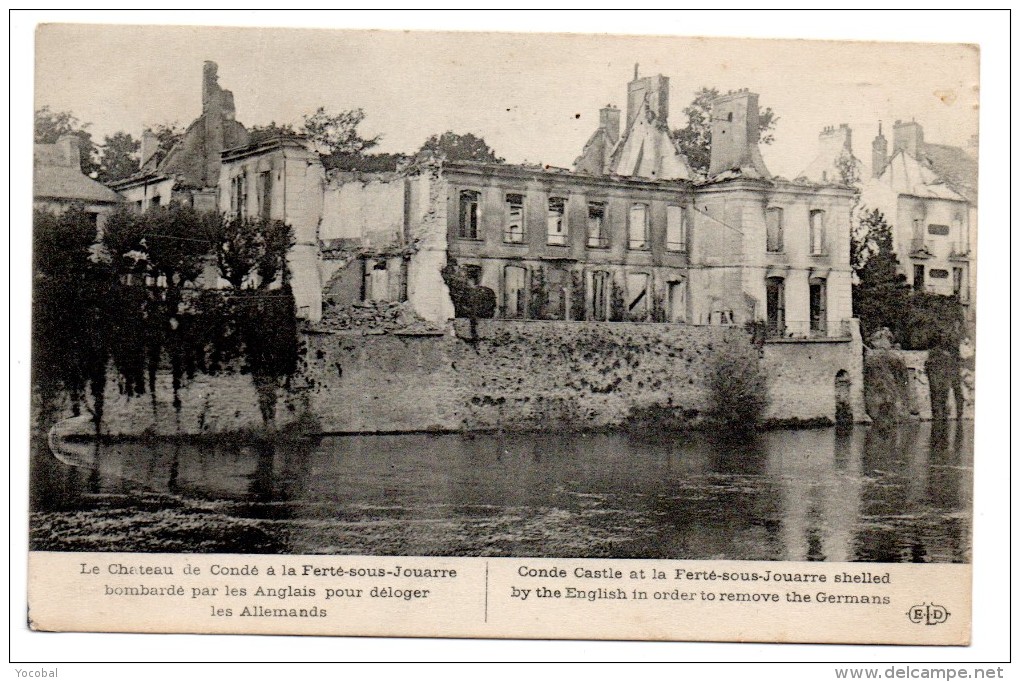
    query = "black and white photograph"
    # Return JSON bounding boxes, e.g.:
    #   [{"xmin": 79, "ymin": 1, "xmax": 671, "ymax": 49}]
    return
[
  {"xmin": 15, "ymin": 11, "xmax": 1007, "ymax": 660},
  {"xmin": 30, "ymin": 23, "xmax": 977, "ymax": 561}
]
